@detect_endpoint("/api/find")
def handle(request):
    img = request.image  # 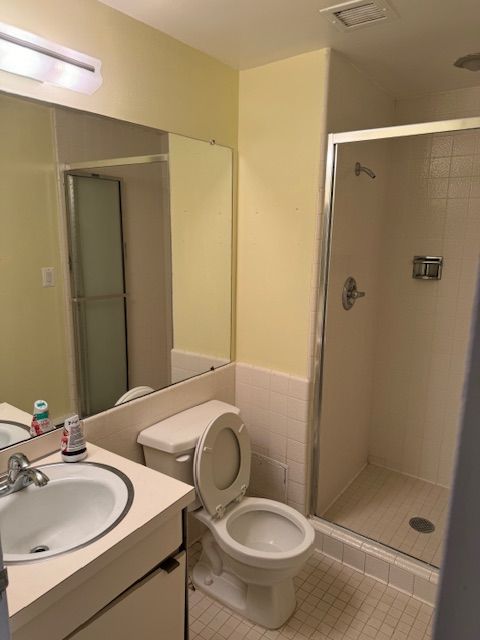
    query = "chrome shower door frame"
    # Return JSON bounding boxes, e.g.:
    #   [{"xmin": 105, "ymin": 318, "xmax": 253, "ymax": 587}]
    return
[
  {"xmin": 310, "ymin": 116, "xmax": 480, "ymax": 516},
  {"xmin": 65, "ymin": 171, "xmax": 129, "ymax": 418}
]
